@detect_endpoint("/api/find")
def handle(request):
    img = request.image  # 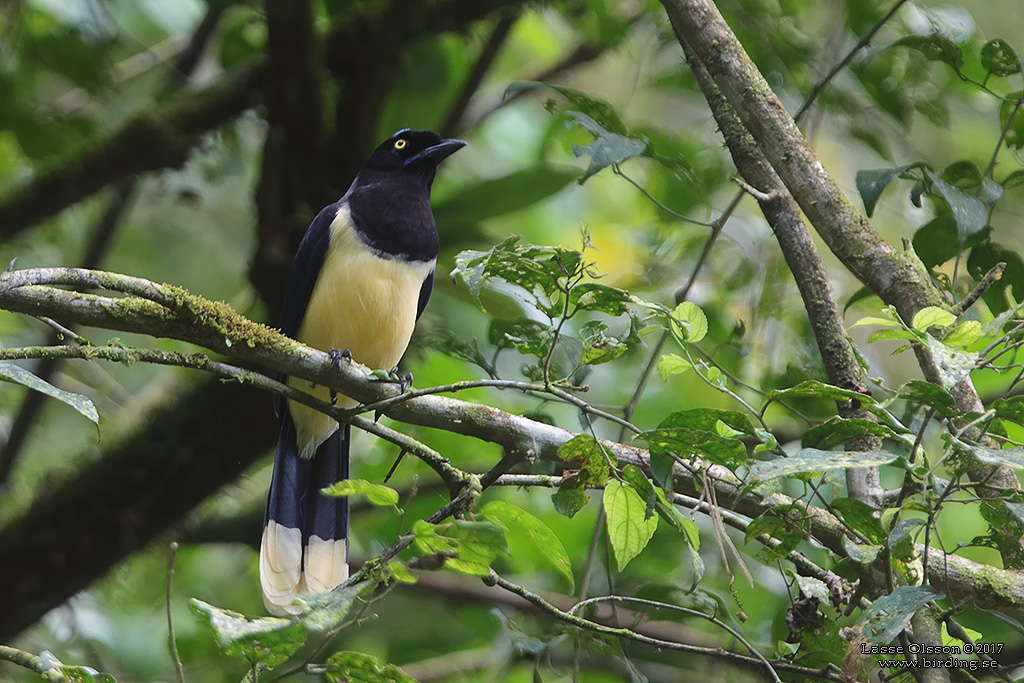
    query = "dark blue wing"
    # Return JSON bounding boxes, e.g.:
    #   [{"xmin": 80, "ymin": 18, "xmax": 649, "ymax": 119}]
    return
[
  {"xmin": 280, "ymin": 200, "xmax": 344, "ymax": 340},
  {"xmin": 415, "ymin": 268, "xmax": 434, "ymax": 321}
]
